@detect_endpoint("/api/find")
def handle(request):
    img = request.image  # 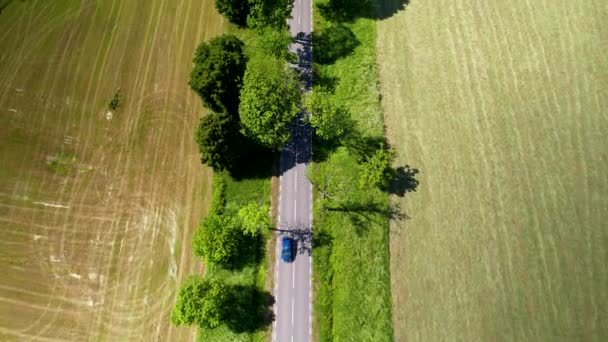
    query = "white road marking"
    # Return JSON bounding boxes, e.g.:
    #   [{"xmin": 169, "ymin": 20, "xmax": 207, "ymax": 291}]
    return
[
  {"xmin": 294, "ymin": 199, "xmax": 297, "ymax": 221},
  {"xmin": 292, "ymin": 297, "xmax": 295, "ymax": 325},
  {"xmin": 293, "ymin": 264, "xmax": 296, "ymax": 289}
]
